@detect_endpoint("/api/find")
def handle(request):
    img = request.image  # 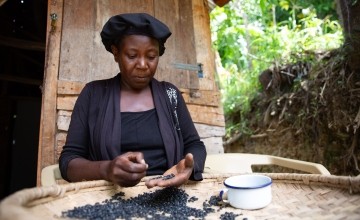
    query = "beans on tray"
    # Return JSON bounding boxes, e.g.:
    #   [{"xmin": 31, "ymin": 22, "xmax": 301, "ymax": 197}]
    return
[
  {"xmin": 149, "ymin": 173, "xmax": 175, "ymax": 181},
  {"xmin": 61, "ymin": 187, "xmax": 243, "ymax": 220}
]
